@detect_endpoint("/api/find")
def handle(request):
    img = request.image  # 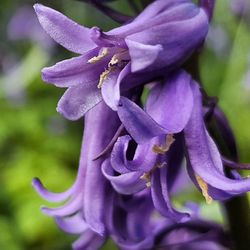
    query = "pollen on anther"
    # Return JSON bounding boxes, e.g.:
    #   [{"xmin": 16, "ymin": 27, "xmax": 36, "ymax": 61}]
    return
[
  {"xmin": 152, "ymin": 134, "xmax": 175, "ymax": 154},
  {"xmin": 88, "ymin": 48, "xmax": 109, "ymax": 64},
  {"xmin": 97, "ymin": 69, "xmax": 111, "ymax": 88},
  {"xmin": 195, "ymin": 174, "xmax": 213, "ymax": 204}
]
